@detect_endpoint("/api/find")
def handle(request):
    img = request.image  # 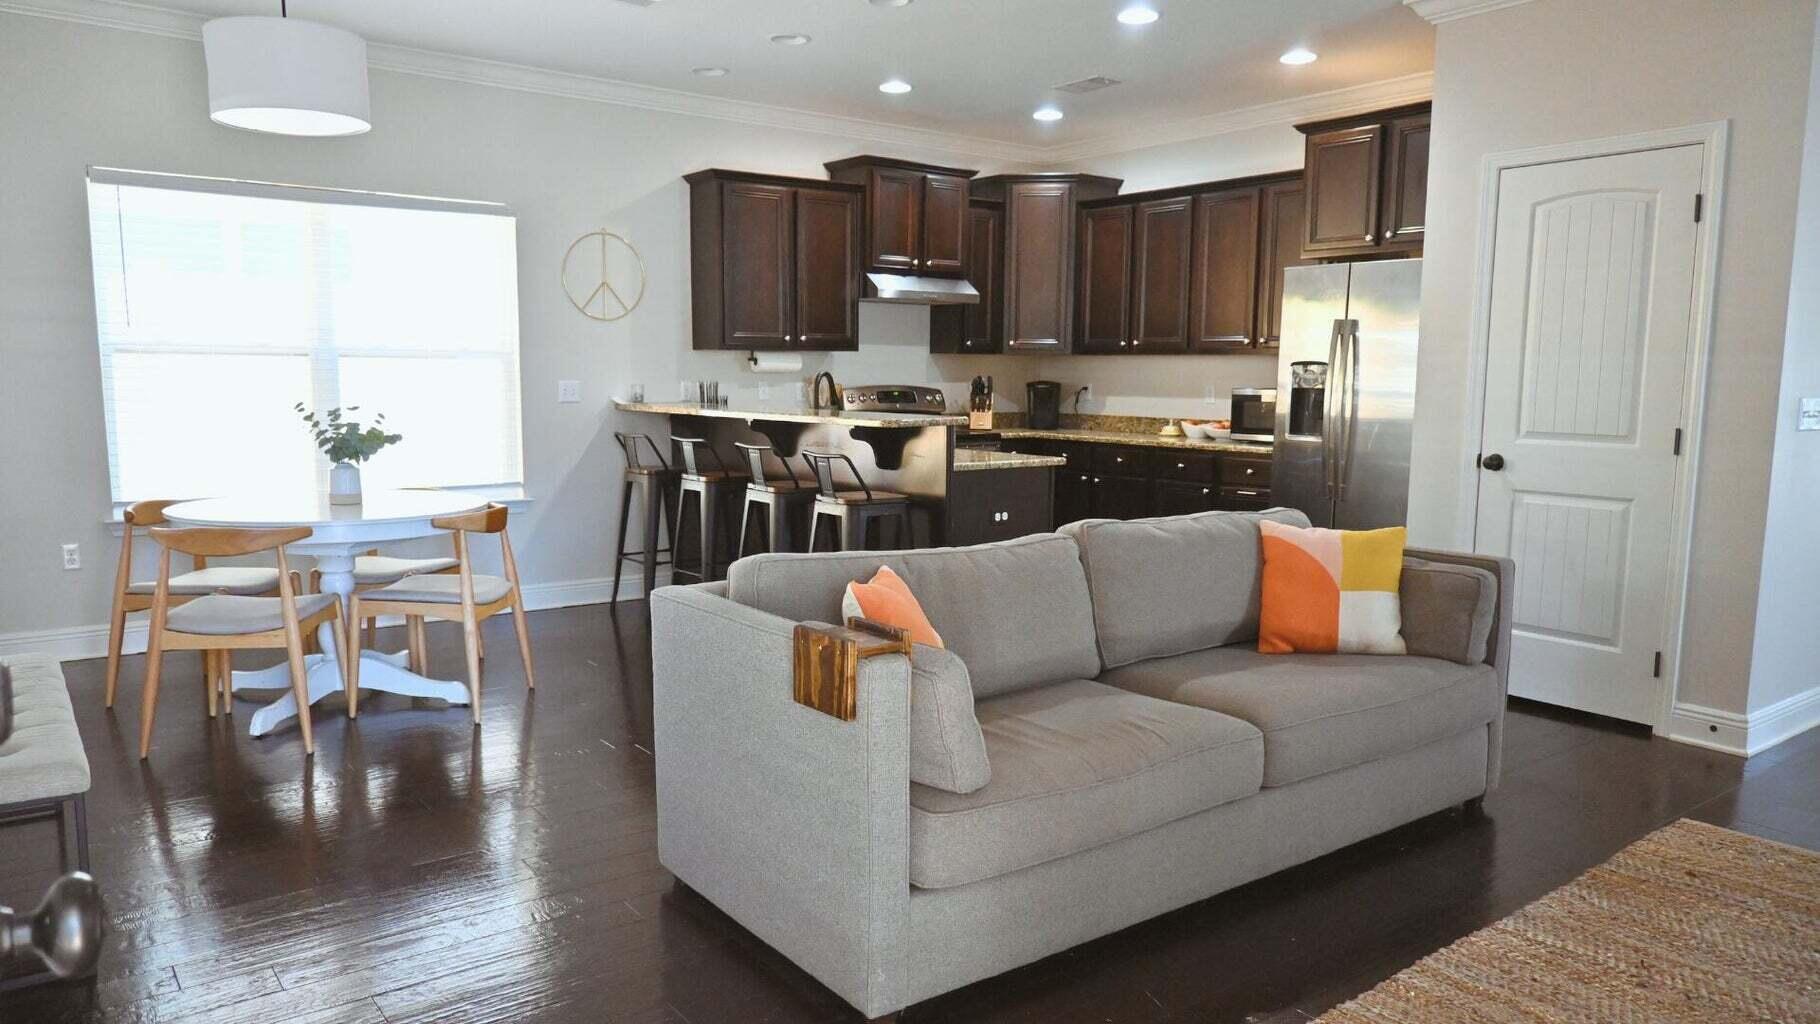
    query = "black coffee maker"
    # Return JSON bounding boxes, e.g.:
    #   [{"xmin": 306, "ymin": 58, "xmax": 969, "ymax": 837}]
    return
[{"xmin": 1026, "ymin": 380, "xmax": 1062, "ymax": 430}]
